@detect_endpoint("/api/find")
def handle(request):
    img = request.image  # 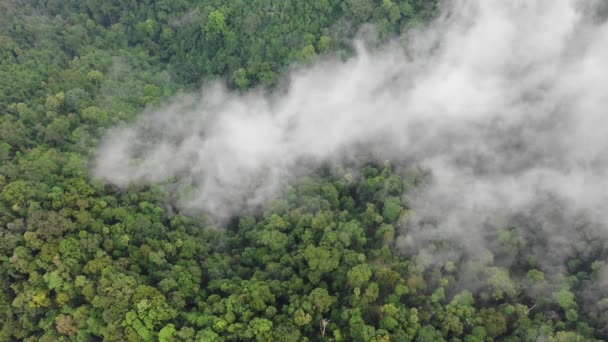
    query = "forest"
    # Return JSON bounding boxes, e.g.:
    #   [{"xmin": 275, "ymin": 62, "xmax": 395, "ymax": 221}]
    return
[{"xmin": 1, "ymin": 0, "xmax": 608, "ymax": 341}]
